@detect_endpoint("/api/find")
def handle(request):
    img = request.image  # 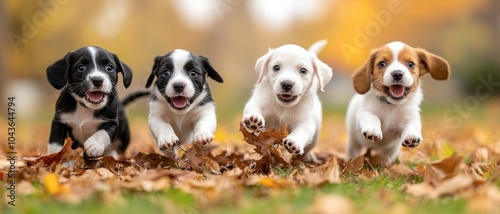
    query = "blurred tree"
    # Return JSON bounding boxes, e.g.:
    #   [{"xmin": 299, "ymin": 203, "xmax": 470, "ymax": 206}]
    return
[{"xmin": 1, "ymin": 1, "xmax": 6, "ymax": 106}]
